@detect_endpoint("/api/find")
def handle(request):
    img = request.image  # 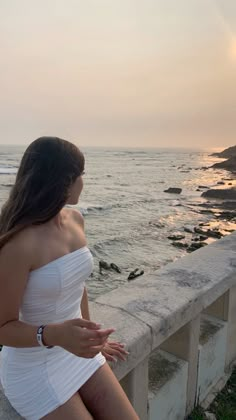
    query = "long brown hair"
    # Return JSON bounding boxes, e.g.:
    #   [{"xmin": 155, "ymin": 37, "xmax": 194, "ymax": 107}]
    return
[{"xmin": 0, "ymin": 137, "xmax": 85, "ymax": 249}]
